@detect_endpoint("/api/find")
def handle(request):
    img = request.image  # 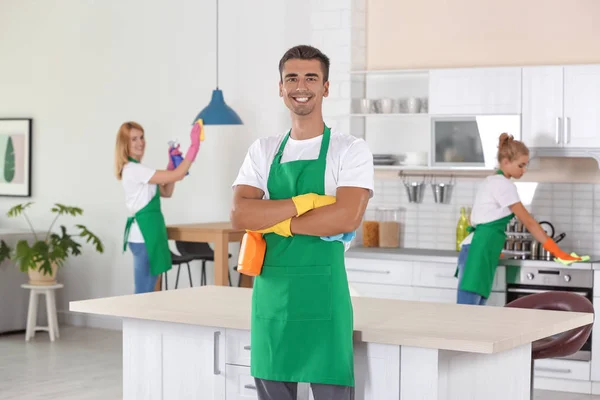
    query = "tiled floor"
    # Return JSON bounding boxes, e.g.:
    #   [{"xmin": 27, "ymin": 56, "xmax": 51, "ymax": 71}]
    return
[{"xmin": 0, "ymin": 325, "xmax": 598, "ymax": 399}]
